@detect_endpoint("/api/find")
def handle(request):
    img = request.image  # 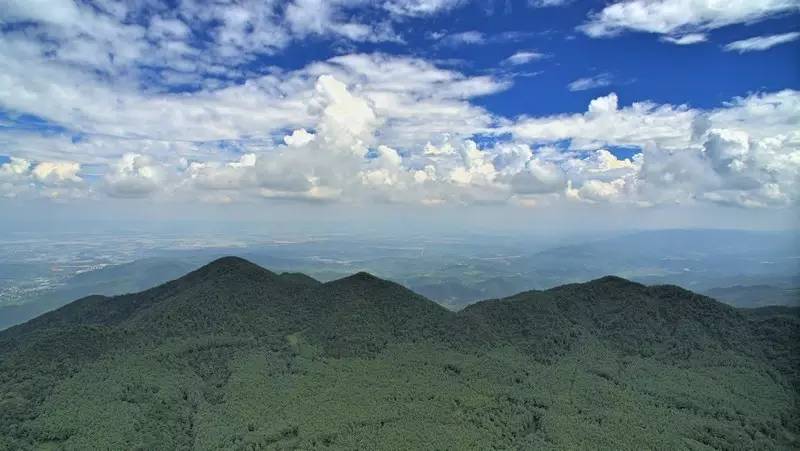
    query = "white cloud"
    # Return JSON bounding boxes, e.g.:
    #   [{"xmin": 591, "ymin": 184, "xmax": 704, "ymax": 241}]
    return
[
  {"xmin": 0, "ymin": 0, "xmax": 426, "ymax": 95},
  {"xmin": 569, "ymin": 178, "xmax": 628, "ymax": 202},
  {"xmin": 511, "ymin": 92, "xmax": 696, "ymax": 150},
  {"xmin": 661, "ymin": 33, "xmax": 707, "ymax": 45},
  {"xmin": 0, "ymin": 48, "xmax": 505, "ymax": 152},
  {"xmin": 32, "ymin": 161, "xmax": 82, "ymax": 184},
  {"xmin": 385, "ymin": 0, "xmax": 465, "ymax": 16},
  {"xmin": 187, "ymin": 154, "xmax": 258, "ymax": 192},
  {"xmin": 435, "ymin": 30, "xmax": 536, "ymax": 47},
  {"xmin": 315, "ymin": 74, "xmax": 379, "ymax": 150},
  {"xmin": 724, "ymin": 31, "xmax": 800, "ymax": 53},
  {"xmin": 529, "ymin": 0, "xmax": 572, "ymax": 7},
  {"xmin": 0, "ymin": 157, "xmax": 31, "ymax": 178},
  {"xmin": 568, "ymin": 73, "xmax": 613, "ymax": 91},
  {"xmin": 509, "ymin": 159, "xmax": 567, "ymax": 194},
  {"xmin": 0, "ymin": 156, "xmax": 85, "ymax": 198},
  {"xmin": 580, "ymin": 0, "xmax": 800, "ymax": 38},
  {"xmin": 285, "ymin": 0, "xmax": 402, "ymax": 43},
  {"xmin": 0, "ymin": 0, "xmax": 797, "ymax": 211},
  {"xmin": 502, "ymin": 51, "xmax": 546, "ymax": 65},
  {"xmin": 104, "ymin": 154, "xmax": 166, "ymax": 198},
  {"xmin": 284, "ymin": 129, "xmax": 316, "ymax": 147},
  {"xmin": 709, "ymin": 90, "xmax": 800, "ymax": 140},
  {"xmin": 438, "ymin": 31, "xmax": 486, "ymax": 46},
  {"xmin": 3, "ymin": 72, "xmax": 797, "ymax": 209}
]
